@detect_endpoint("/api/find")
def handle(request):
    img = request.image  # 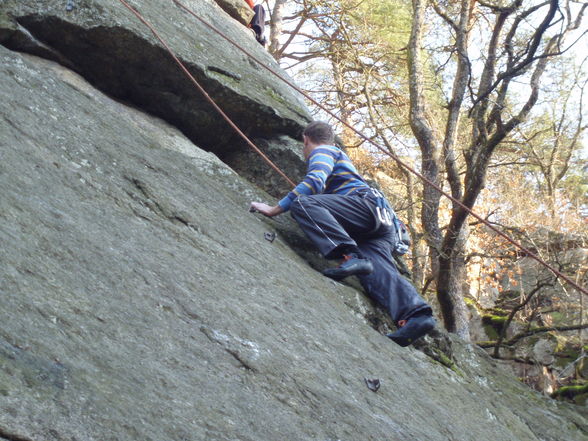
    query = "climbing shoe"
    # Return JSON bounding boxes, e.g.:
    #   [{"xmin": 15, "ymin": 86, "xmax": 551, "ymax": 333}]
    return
[
  {"xmin": 322, "ymin": 254, "xmax": 373, "ymax": 281},
  {"xmin": 387, "ymin": 313, "xmax": 435, "ymax": 347}
]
